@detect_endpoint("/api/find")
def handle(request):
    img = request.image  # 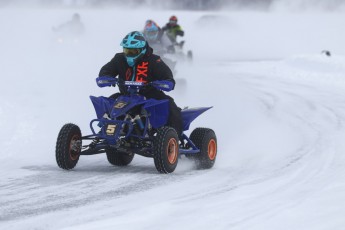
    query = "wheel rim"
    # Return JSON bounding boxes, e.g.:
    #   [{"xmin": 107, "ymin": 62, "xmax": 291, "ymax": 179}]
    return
[
  {"xmin": 167, "ymin": 138, "xmax": 178, "ymax": 164},
  {"xmin": 208, "ymin": 139, "xmax": 217, "ymax": 160},
  {"xmin": 69, "ymin": 134, "xmax": 81, "ymax": 161}
]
